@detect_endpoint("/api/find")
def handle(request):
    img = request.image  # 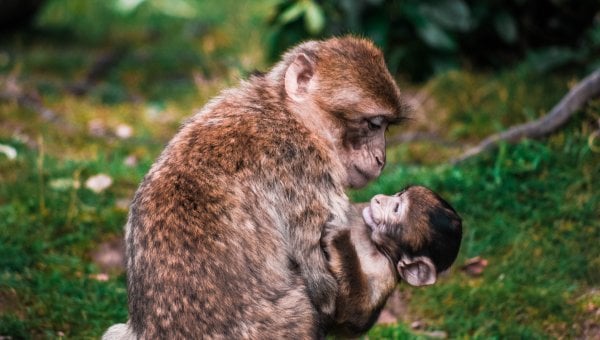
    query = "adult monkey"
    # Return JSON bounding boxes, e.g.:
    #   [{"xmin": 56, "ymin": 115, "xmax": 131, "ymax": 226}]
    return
[{"xmin": 104, "ymin": 36, "xmax": 406, "ymax": 339}]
